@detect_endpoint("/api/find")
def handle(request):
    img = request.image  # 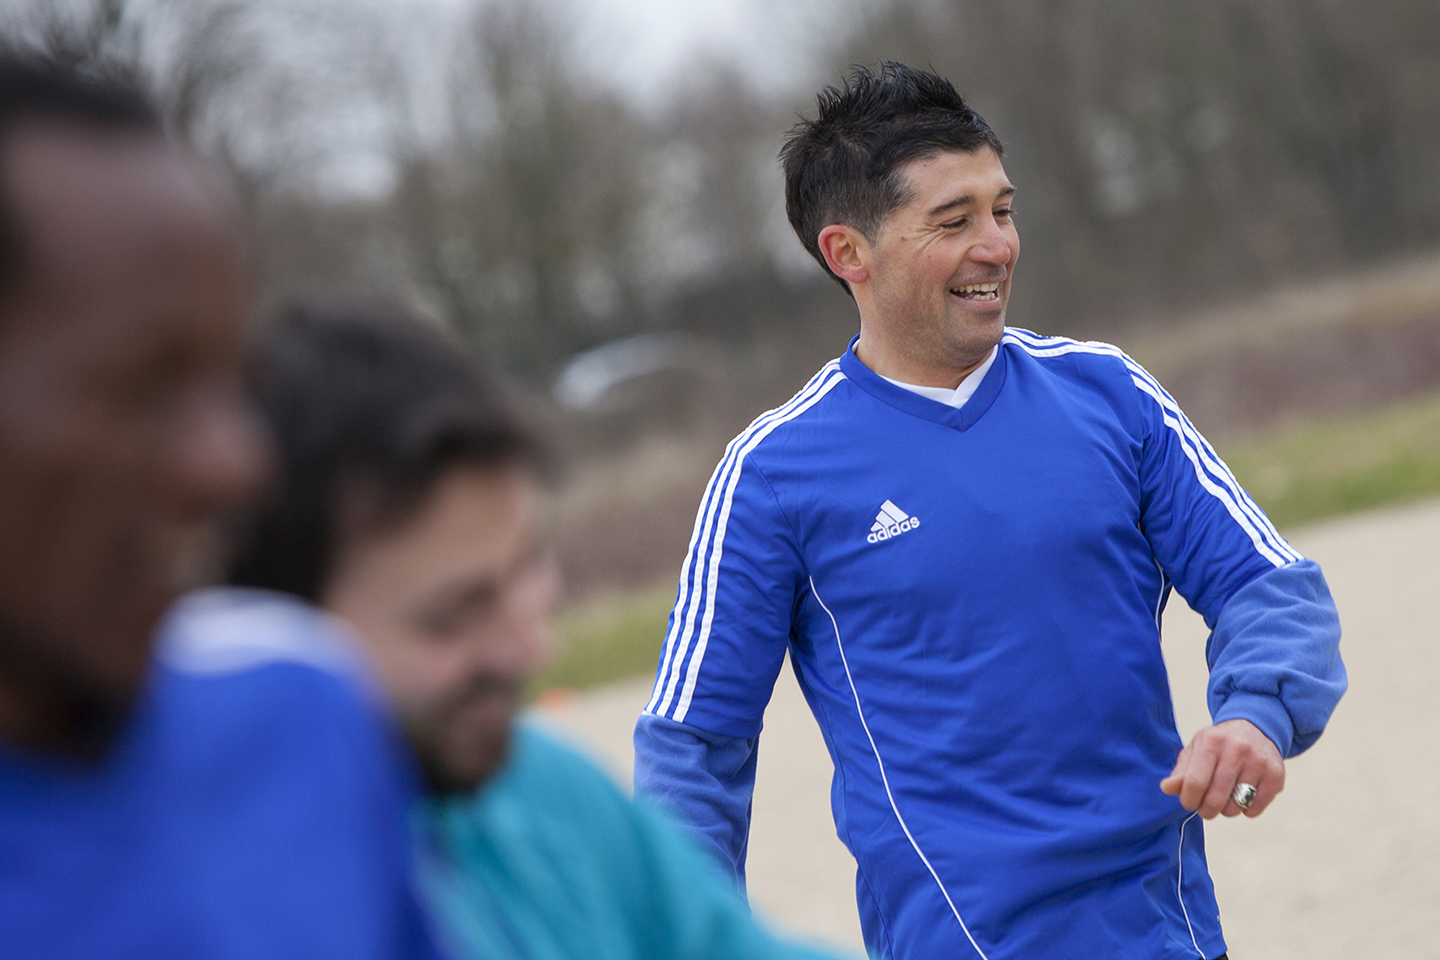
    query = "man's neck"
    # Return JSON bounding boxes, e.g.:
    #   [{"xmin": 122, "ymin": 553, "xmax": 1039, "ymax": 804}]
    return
[{"xmin": 853, "ymin": 330, "xmax": 996, "ymax": 390}]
